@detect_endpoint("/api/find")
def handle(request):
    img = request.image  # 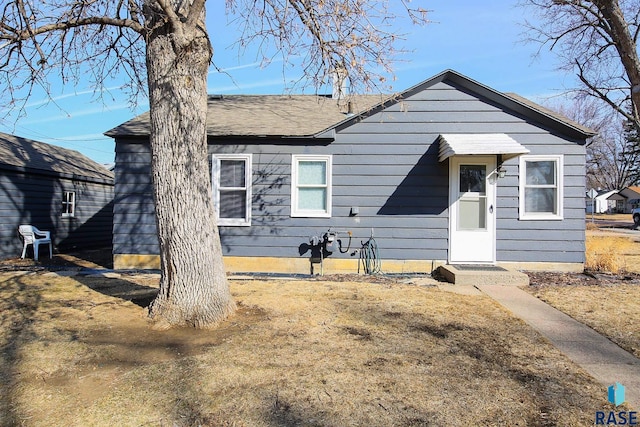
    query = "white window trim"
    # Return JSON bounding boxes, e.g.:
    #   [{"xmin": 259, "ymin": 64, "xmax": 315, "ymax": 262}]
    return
[
  {"xmin": 62, "ymin": 191, "xmax": 76, "ymax": 218},
  {"xmin": 291, "ymin": 154, "xmax": 332, "ymax": 218},
  {"xmin": 212, "ymin": 154, "xmax": 252, "ymax": 226},
  {"xmin": 519, "ymin": 154, "xmax": 564, "ymax": 220}
]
